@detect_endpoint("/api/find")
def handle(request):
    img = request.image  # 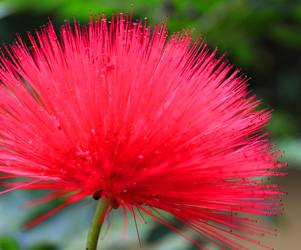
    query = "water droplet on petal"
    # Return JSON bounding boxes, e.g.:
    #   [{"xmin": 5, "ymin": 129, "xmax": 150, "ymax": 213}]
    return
[{"xmin": 59, "ymin": 168, "xmax": 66, "ymax": 174}]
